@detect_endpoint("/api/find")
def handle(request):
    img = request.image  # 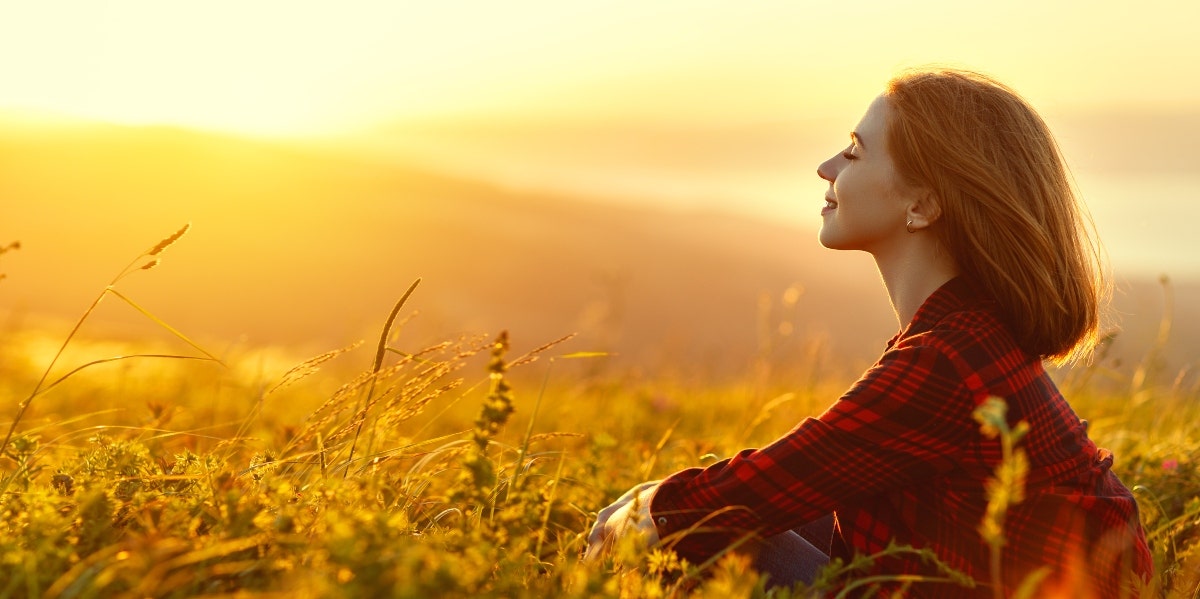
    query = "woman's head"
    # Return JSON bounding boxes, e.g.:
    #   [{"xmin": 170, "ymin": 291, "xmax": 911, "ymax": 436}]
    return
[
  {"xmin": 882, "ymin": 68, "xmax": 1106, "ymax": 362},
  {"xmin": 815, "ymin": 95, "xmax": 928, "ymax": 254}
]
